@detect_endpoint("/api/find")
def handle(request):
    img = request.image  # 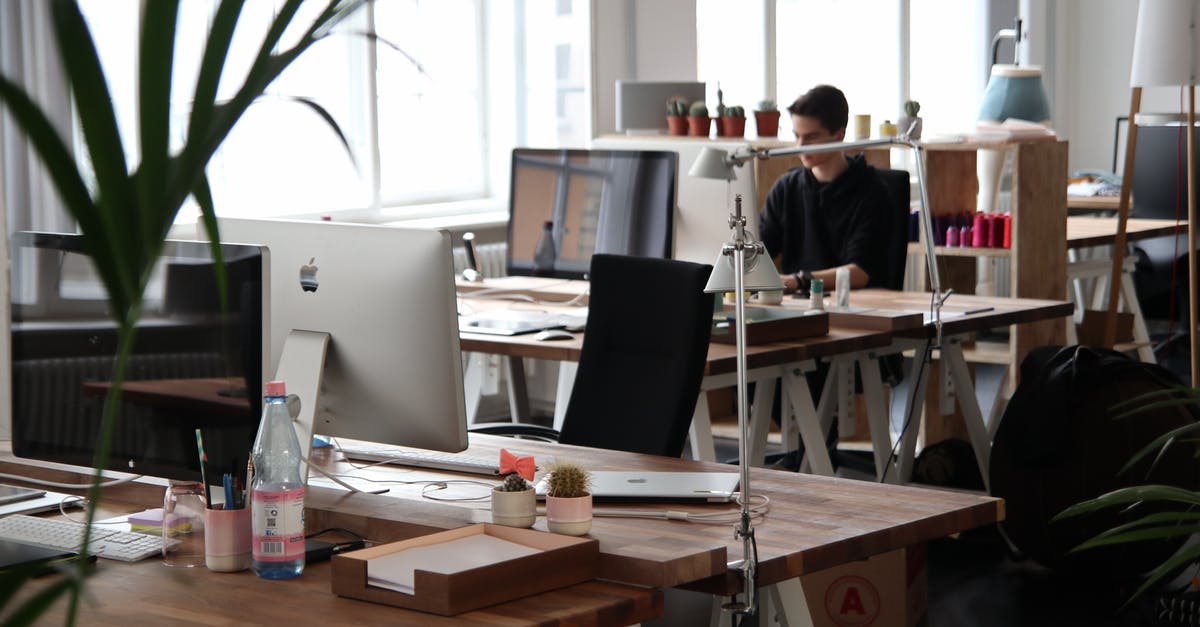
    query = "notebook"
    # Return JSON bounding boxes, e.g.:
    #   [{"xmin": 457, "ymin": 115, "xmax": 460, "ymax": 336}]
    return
[{"xmin": 535, "ymin": 471, "xmax": 740, "ymax": 503}]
